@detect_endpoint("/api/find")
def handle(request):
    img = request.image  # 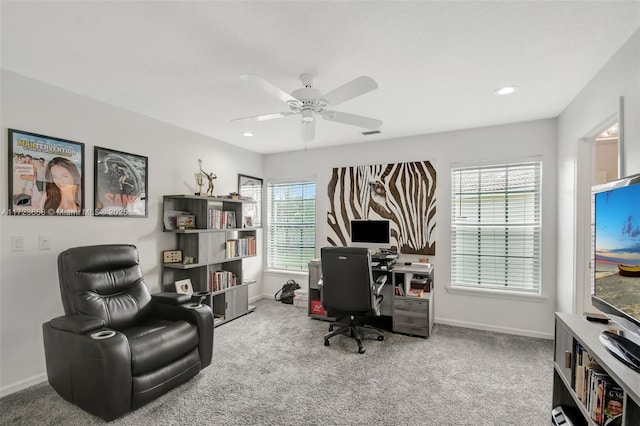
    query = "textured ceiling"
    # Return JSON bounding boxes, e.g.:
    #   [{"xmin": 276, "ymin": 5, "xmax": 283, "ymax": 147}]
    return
[{"xmin": 2, "ymin": 1, "xmax": 639, "ymax": 154}]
